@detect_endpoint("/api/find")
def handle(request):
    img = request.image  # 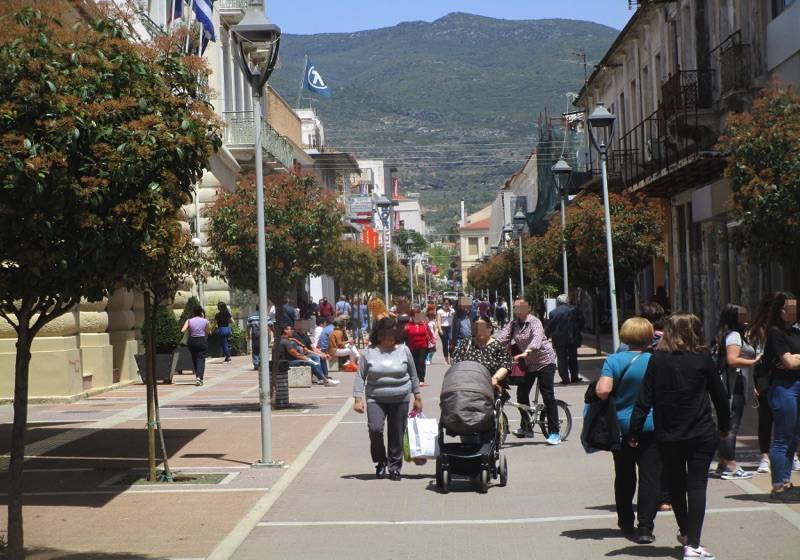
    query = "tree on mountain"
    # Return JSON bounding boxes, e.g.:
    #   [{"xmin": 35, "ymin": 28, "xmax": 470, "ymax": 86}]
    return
[
  {"xmin": 718, "ymin": 86, "xmax": 800, "ymax": 274},
  {"xmin": 0, "ymin": 5, "xmax": 220, "ymax": 556}
]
